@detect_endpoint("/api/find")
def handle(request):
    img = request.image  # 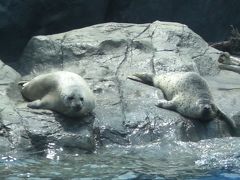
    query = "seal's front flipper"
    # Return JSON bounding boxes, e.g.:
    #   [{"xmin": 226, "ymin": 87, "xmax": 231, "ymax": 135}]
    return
[
  {"xmin": 217, "ymin": 108, "xmax": 238, "ymax": 136},
  {"xmin": 27, "ymin": 100, "xmax": 43, "ymax": 109},
  {"xmin": 27, "ymin": 95, "xmax": 53, "ymax": 110},
  {"xmin": 128, "ymin": 73, "xmax": 154, "ymax": 86},
  {"xmin": 155, "ymin": 99, "xmax": 176, "ymax": 110}
]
